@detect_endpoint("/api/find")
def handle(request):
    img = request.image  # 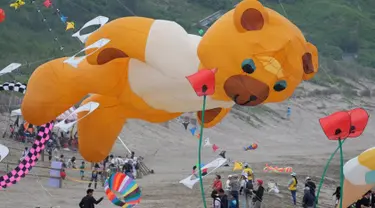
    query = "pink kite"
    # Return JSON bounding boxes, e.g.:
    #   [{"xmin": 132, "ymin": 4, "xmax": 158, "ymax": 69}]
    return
[
  {"xmin": 212, "ymin": 144, "xmax": 219, "ymax": 152},
  {"xmin": 43, "ymin": 0, "xmax": 52, "ymax": 8}
]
